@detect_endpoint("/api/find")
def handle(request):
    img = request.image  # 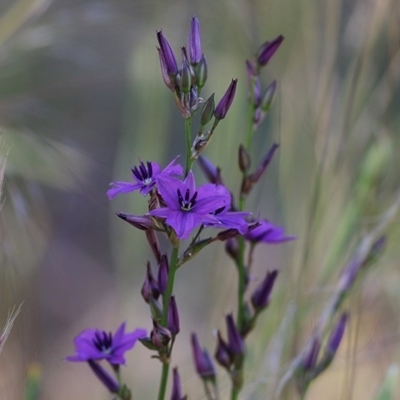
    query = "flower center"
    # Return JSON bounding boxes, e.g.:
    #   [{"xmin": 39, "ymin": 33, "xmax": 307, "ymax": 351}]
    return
[
  {"xmin": 93, "ymin": 331, "xmax": 113, "ymax": 353},
  {"xmin": 177, "ymin": 188, "xmax": 198, "ymax": 211},
  {"xmin": 132, "ymin": 161, "xmax": 153, "ymax": 184}
]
